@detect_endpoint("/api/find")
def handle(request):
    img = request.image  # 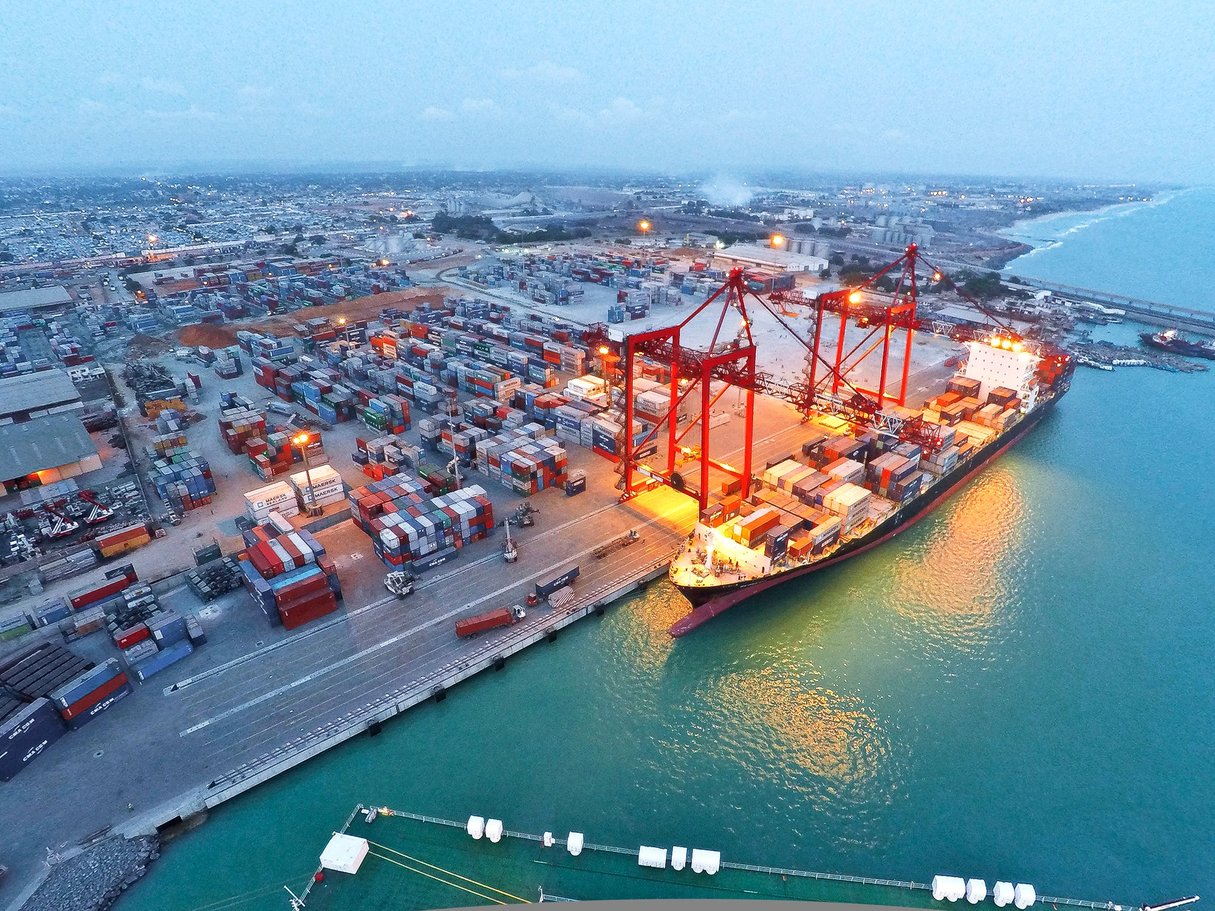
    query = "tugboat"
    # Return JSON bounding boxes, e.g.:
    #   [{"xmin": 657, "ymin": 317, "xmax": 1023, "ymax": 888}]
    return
[{"xmin": 1139, "ymin": 328, "xmax": 1215, "ymax": 360}]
